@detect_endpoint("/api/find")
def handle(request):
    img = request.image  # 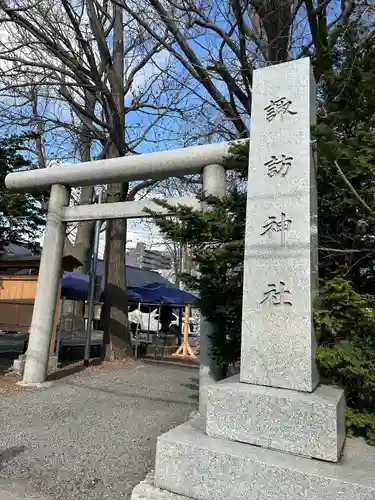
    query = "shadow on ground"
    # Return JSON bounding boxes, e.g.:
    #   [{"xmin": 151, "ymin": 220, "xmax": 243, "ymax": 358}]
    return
[
  {"xmin": 65, "ymin": 378, "xmax": 196, "ymax": 406},
  {"xmin": 47, "ymin": 359, "xmax": 103, "ymax": 381},
  {"xmin": 0, "ymin": 362, "xmax": 198, "ymax": 500},
  {"xmin": 0, "ymin": 447, "xmax": 26, "ymax": 471},
  {"xmin": 180, "ymin": 377, "xmax": 199, "ymax": 401},
  {"xmin": 0, "ymin": 353, "xmax": 18, "ymax": 374}
]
